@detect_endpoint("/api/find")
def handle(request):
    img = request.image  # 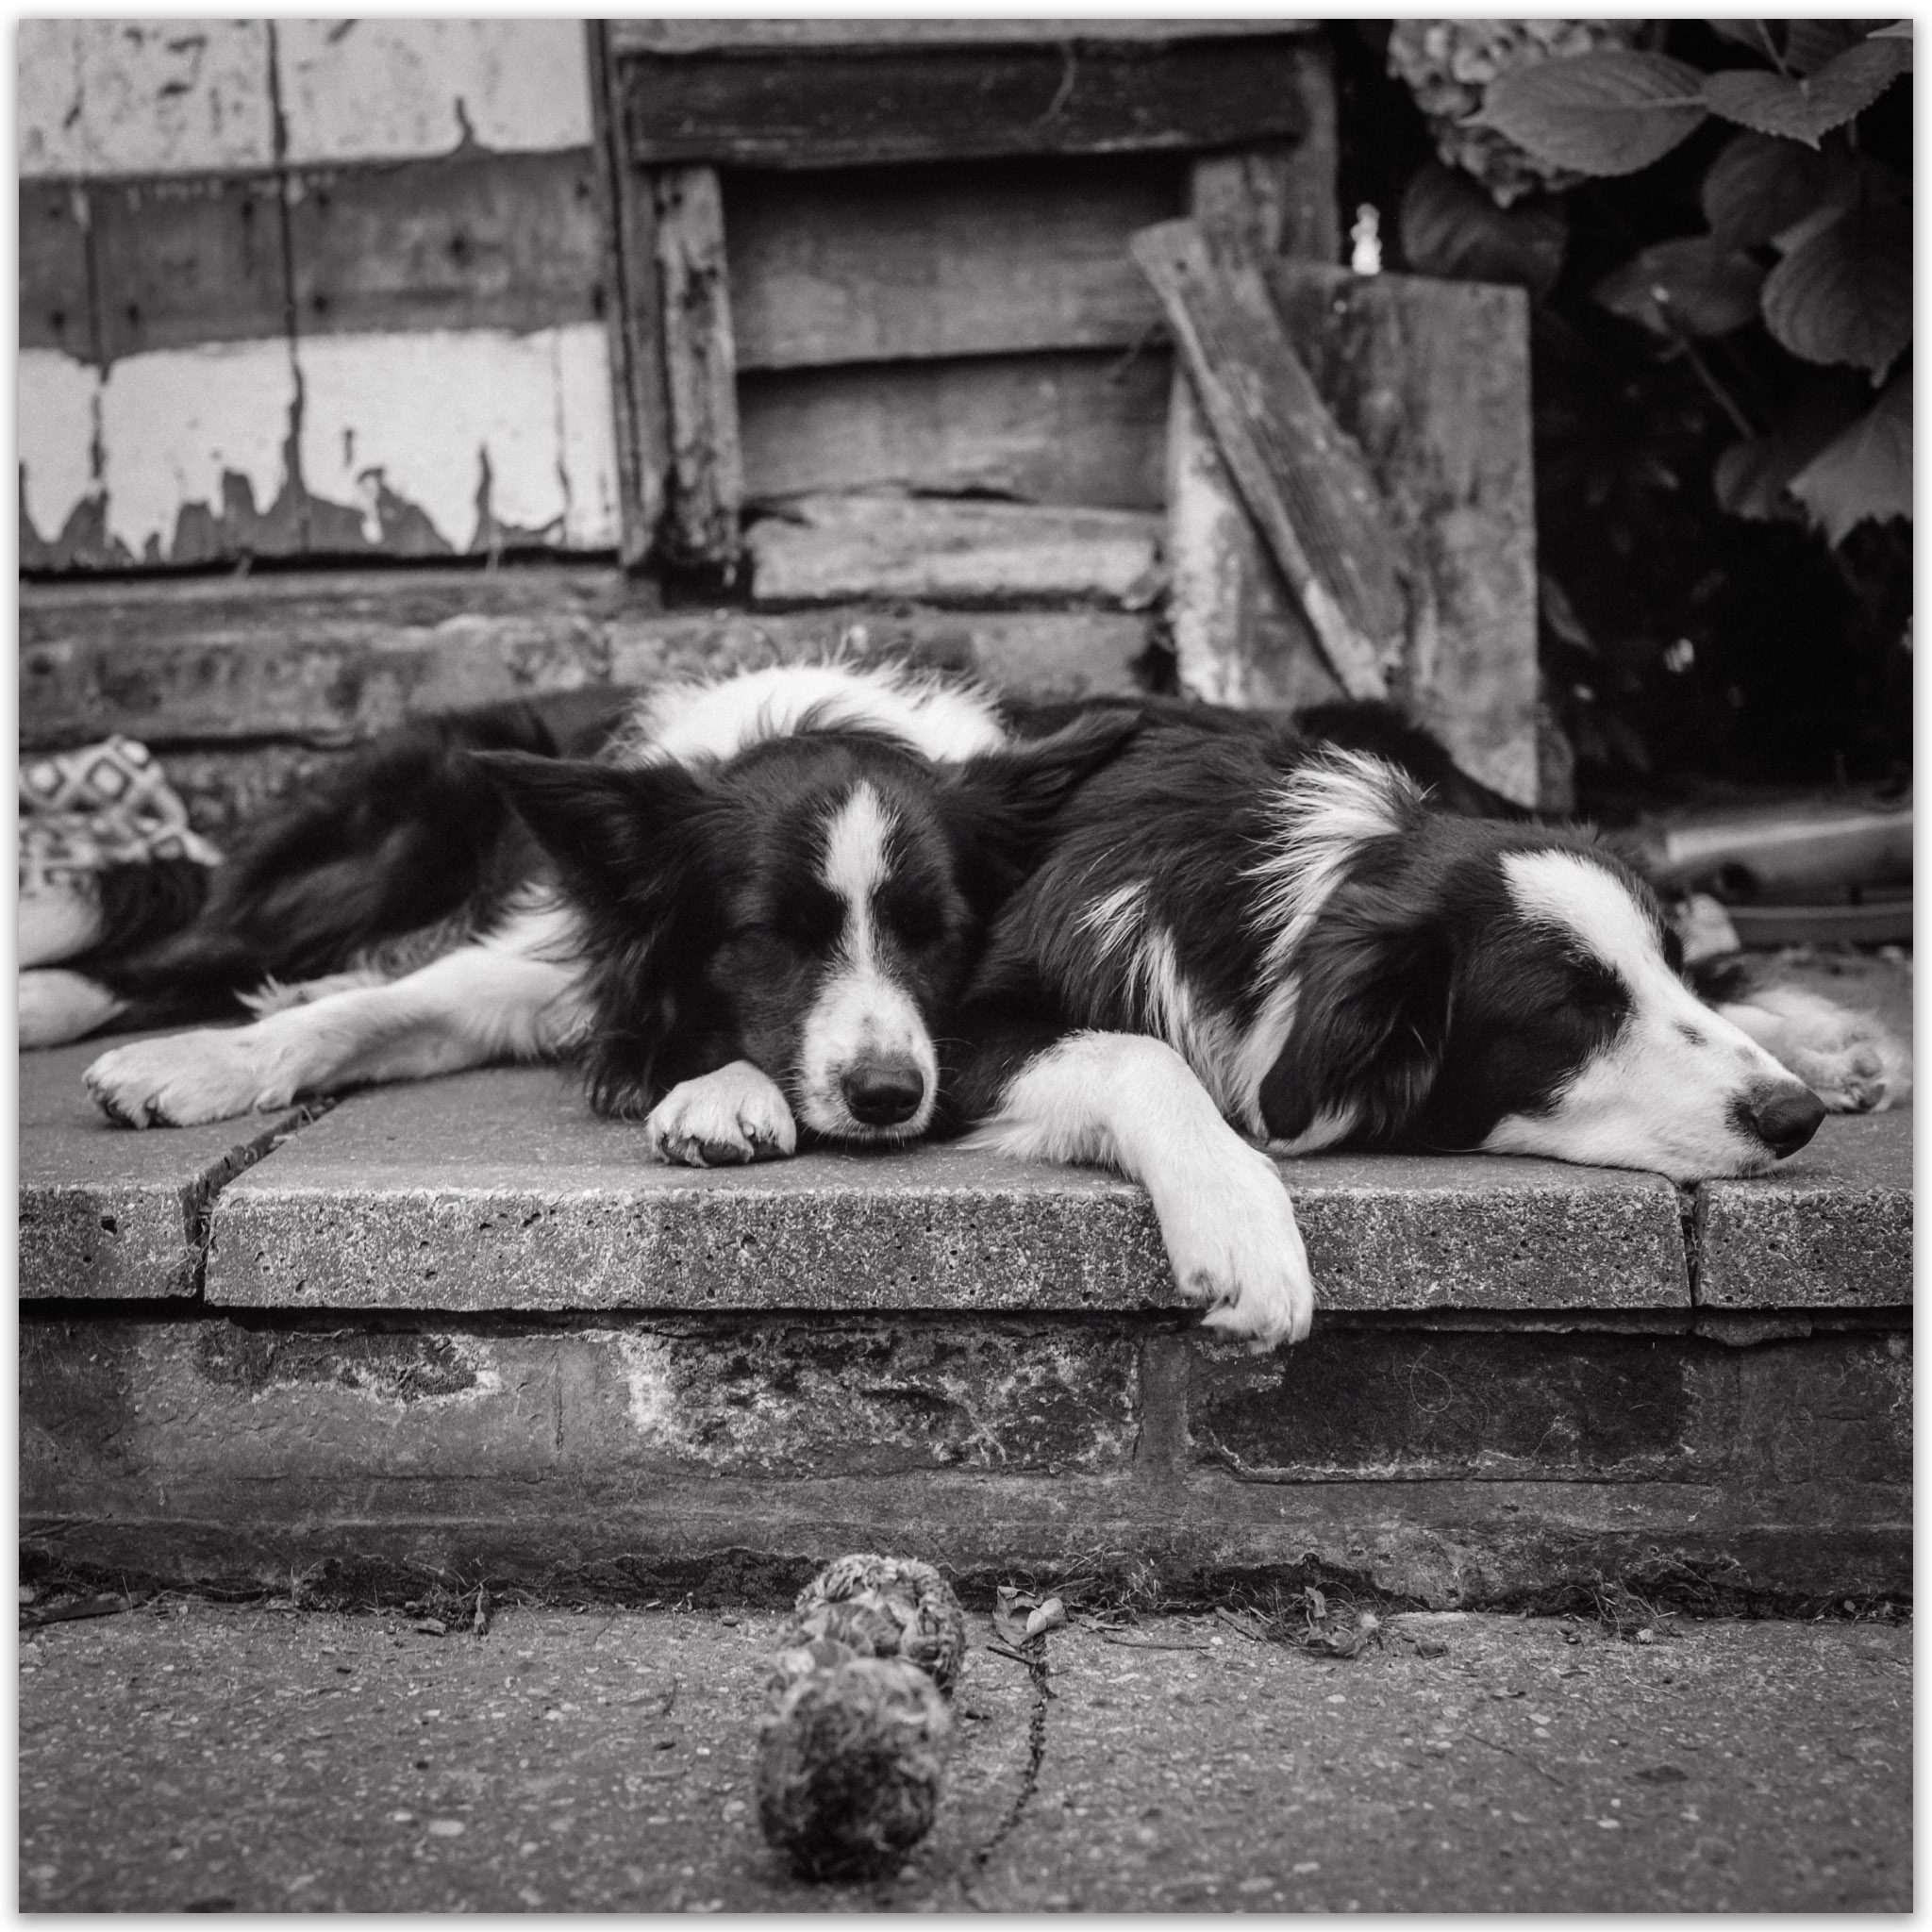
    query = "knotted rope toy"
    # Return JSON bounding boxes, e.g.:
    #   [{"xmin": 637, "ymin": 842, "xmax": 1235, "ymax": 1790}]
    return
[{"xmin": 757, "ymin": 1554, "xmax": 967, "ymax": 1881}]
